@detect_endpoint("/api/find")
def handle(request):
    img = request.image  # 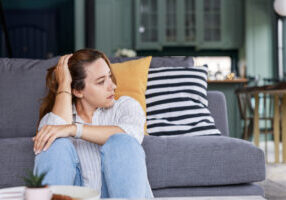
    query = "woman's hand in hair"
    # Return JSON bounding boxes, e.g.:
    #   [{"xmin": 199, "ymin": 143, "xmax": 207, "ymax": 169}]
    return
[
  {"xmin": 54, "ymin": 54, "xmax": 73, "ymax": 87},
  {"xmin": 33, "ymin": 124, "xmax": 76, "ymax": 154}
]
